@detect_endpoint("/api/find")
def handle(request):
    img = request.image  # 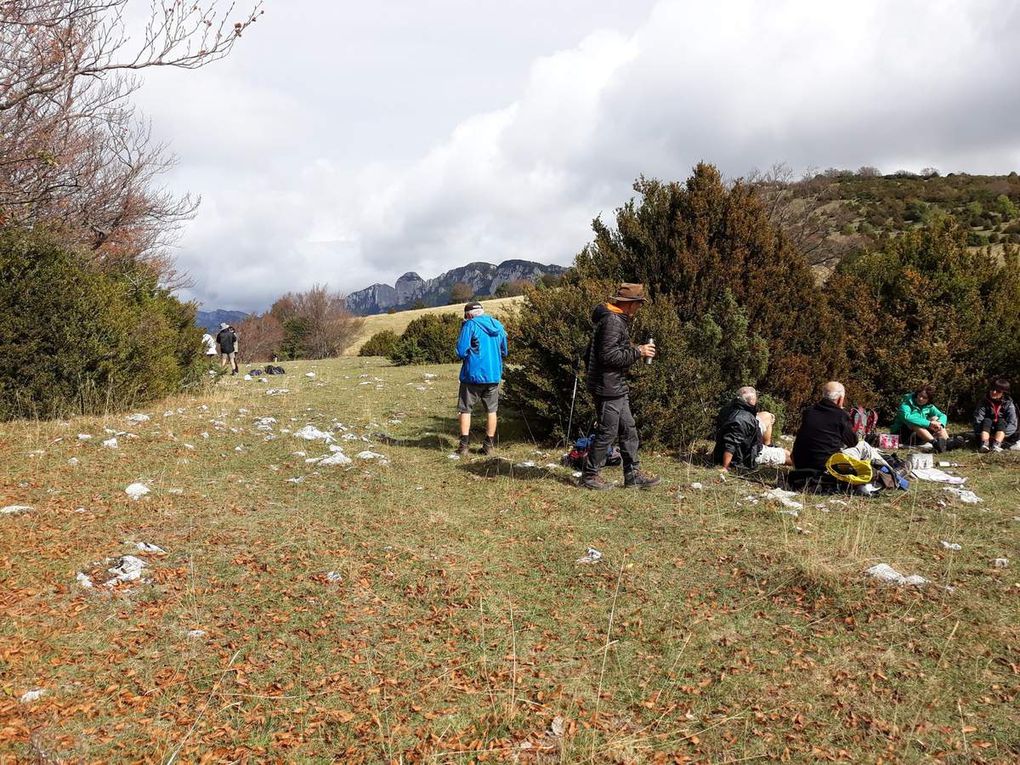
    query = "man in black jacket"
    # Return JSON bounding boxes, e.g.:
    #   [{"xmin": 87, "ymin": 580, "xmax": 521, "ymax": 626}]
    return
[
  {"xmin": 714, "ymin": 386, "xmax": 791, "ymax": 471},
  {"xmin": 581, "ymin": 283, "xmax": 660, "ymax": 490},
  {"xmin": 792, "ymin": 381, "xmax": 884, "ymax": 472},
  {"xmin": 215, "ymin": 322, "xmax": 240, "ymax": 375}
]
